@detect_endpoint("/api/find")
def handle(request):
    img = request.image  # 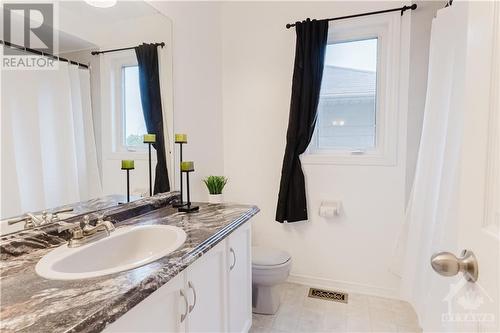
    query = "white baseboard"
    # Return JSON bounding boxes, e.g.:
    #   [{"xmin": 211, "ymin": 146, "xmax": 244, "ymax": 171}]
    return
[{"xmin": 287, "ymin": 273, "xmax": 401, "ymax": 300}]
